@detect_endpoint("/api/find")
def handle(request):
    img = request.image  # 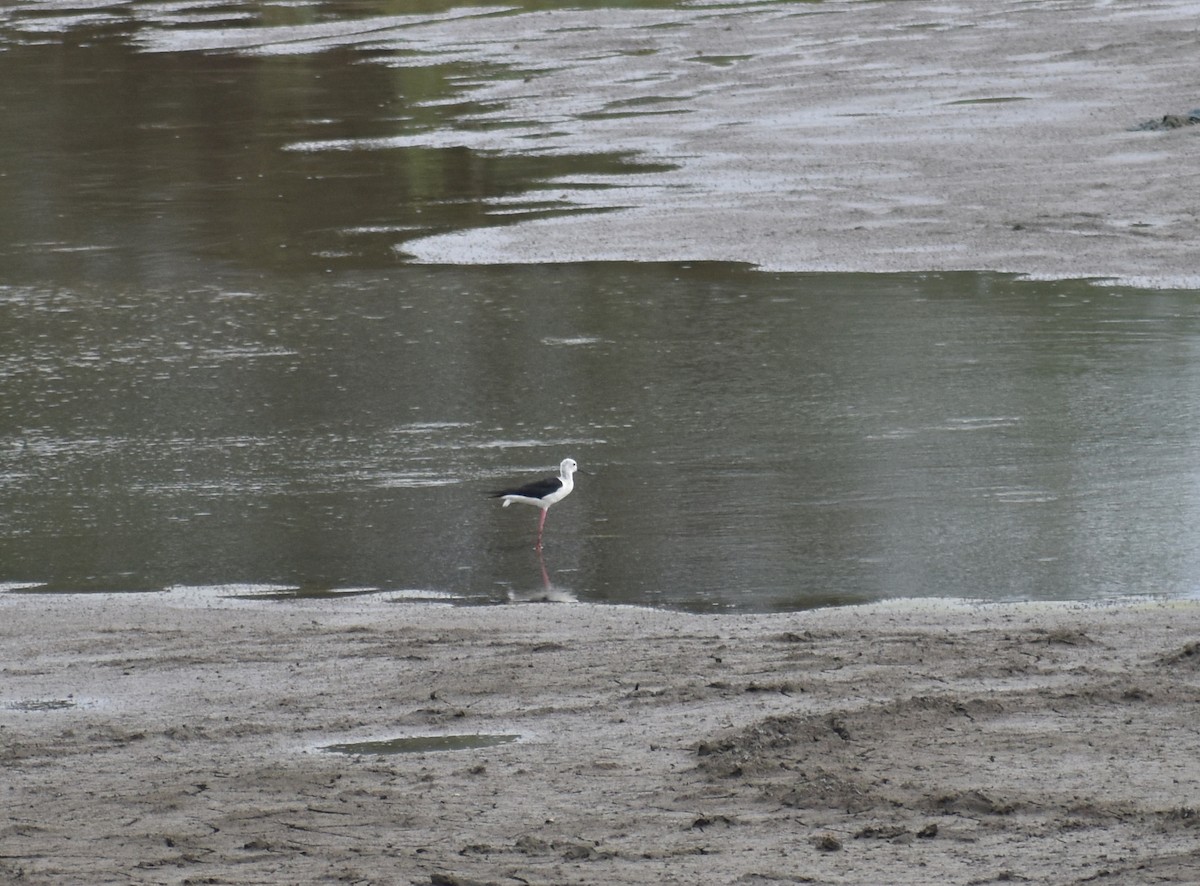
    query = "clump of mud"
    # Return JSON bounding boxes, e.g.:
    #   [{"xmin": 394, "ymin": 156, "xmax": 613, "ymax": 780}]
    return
[{"xmin": 696, "ymin": 696, "xmax": 1013, "ymax": 817}]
